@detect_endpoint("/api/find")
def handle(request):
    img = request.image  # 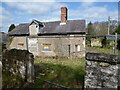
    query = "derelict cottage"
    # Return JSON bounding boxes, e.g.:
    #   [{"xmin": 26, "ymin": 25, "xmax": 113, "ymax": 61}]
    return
[{"xmin": 8, "ymin": 7, "xmax": 86, "ymax": 57}]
